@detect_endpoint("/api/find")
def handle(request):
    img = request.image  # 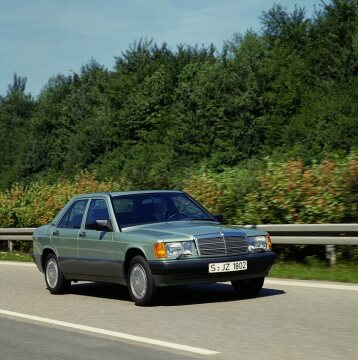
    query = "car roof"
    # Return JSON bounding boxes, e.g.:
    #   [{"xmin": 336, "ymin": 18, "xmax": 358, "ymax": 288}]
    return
[{"xmin": 76, "ymin": 190, "xmax": 184, "ymax": 198}]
